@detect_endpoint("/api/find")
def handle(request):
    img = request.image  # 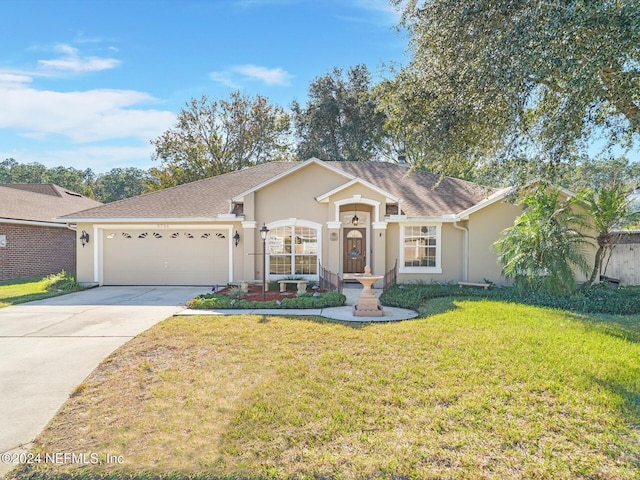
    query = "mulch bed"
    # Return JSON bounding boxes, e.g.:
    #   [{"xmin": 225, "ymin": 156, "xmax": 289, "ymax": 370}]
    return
[{"xmin": 218, "ymin": 285, "xmax": 325, "ymax": 302}]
